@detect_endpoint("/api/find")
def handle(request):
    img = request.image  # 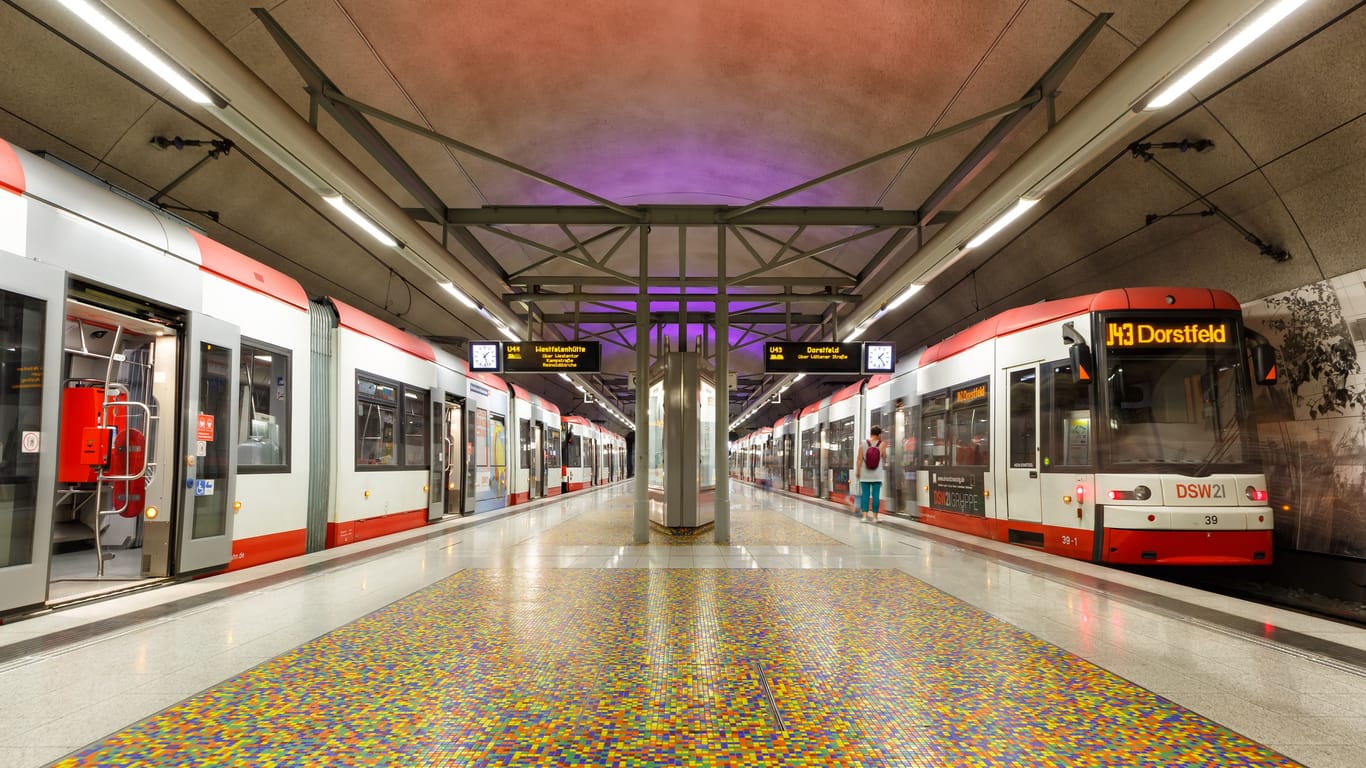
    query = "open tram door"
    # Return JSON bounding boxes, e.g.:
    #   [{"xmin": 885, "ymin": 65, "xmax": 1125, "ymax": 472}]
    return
[
  {"xmin": 48, "ymin": 289, "xmax": 180, "ymax": 604},
  {"xmin": 172, "ymin": 314, "xmax": 239, "ymax": 576},
  {"xmin": 532, "ymin": 422, "xmax": 544, "ymax": 500},
  {"xmin": 428, "ymin": 396, "xmax": 465, "ymax": 520}
]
